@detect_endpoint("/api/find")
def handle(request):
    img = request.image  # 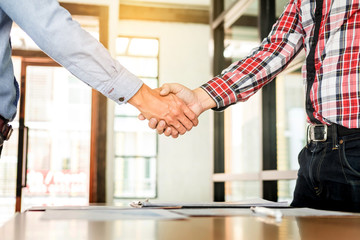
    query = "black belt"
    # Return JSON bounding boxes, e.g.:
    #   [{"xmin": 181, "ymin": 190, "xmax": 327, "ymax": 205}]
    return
[
  {"xmin": 0, "ymin": 115, "xmax": 13, "ymax": 157},
  {"xmin": 307, "ymin": 124, "xmax": 360, "ymax": 143}
]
